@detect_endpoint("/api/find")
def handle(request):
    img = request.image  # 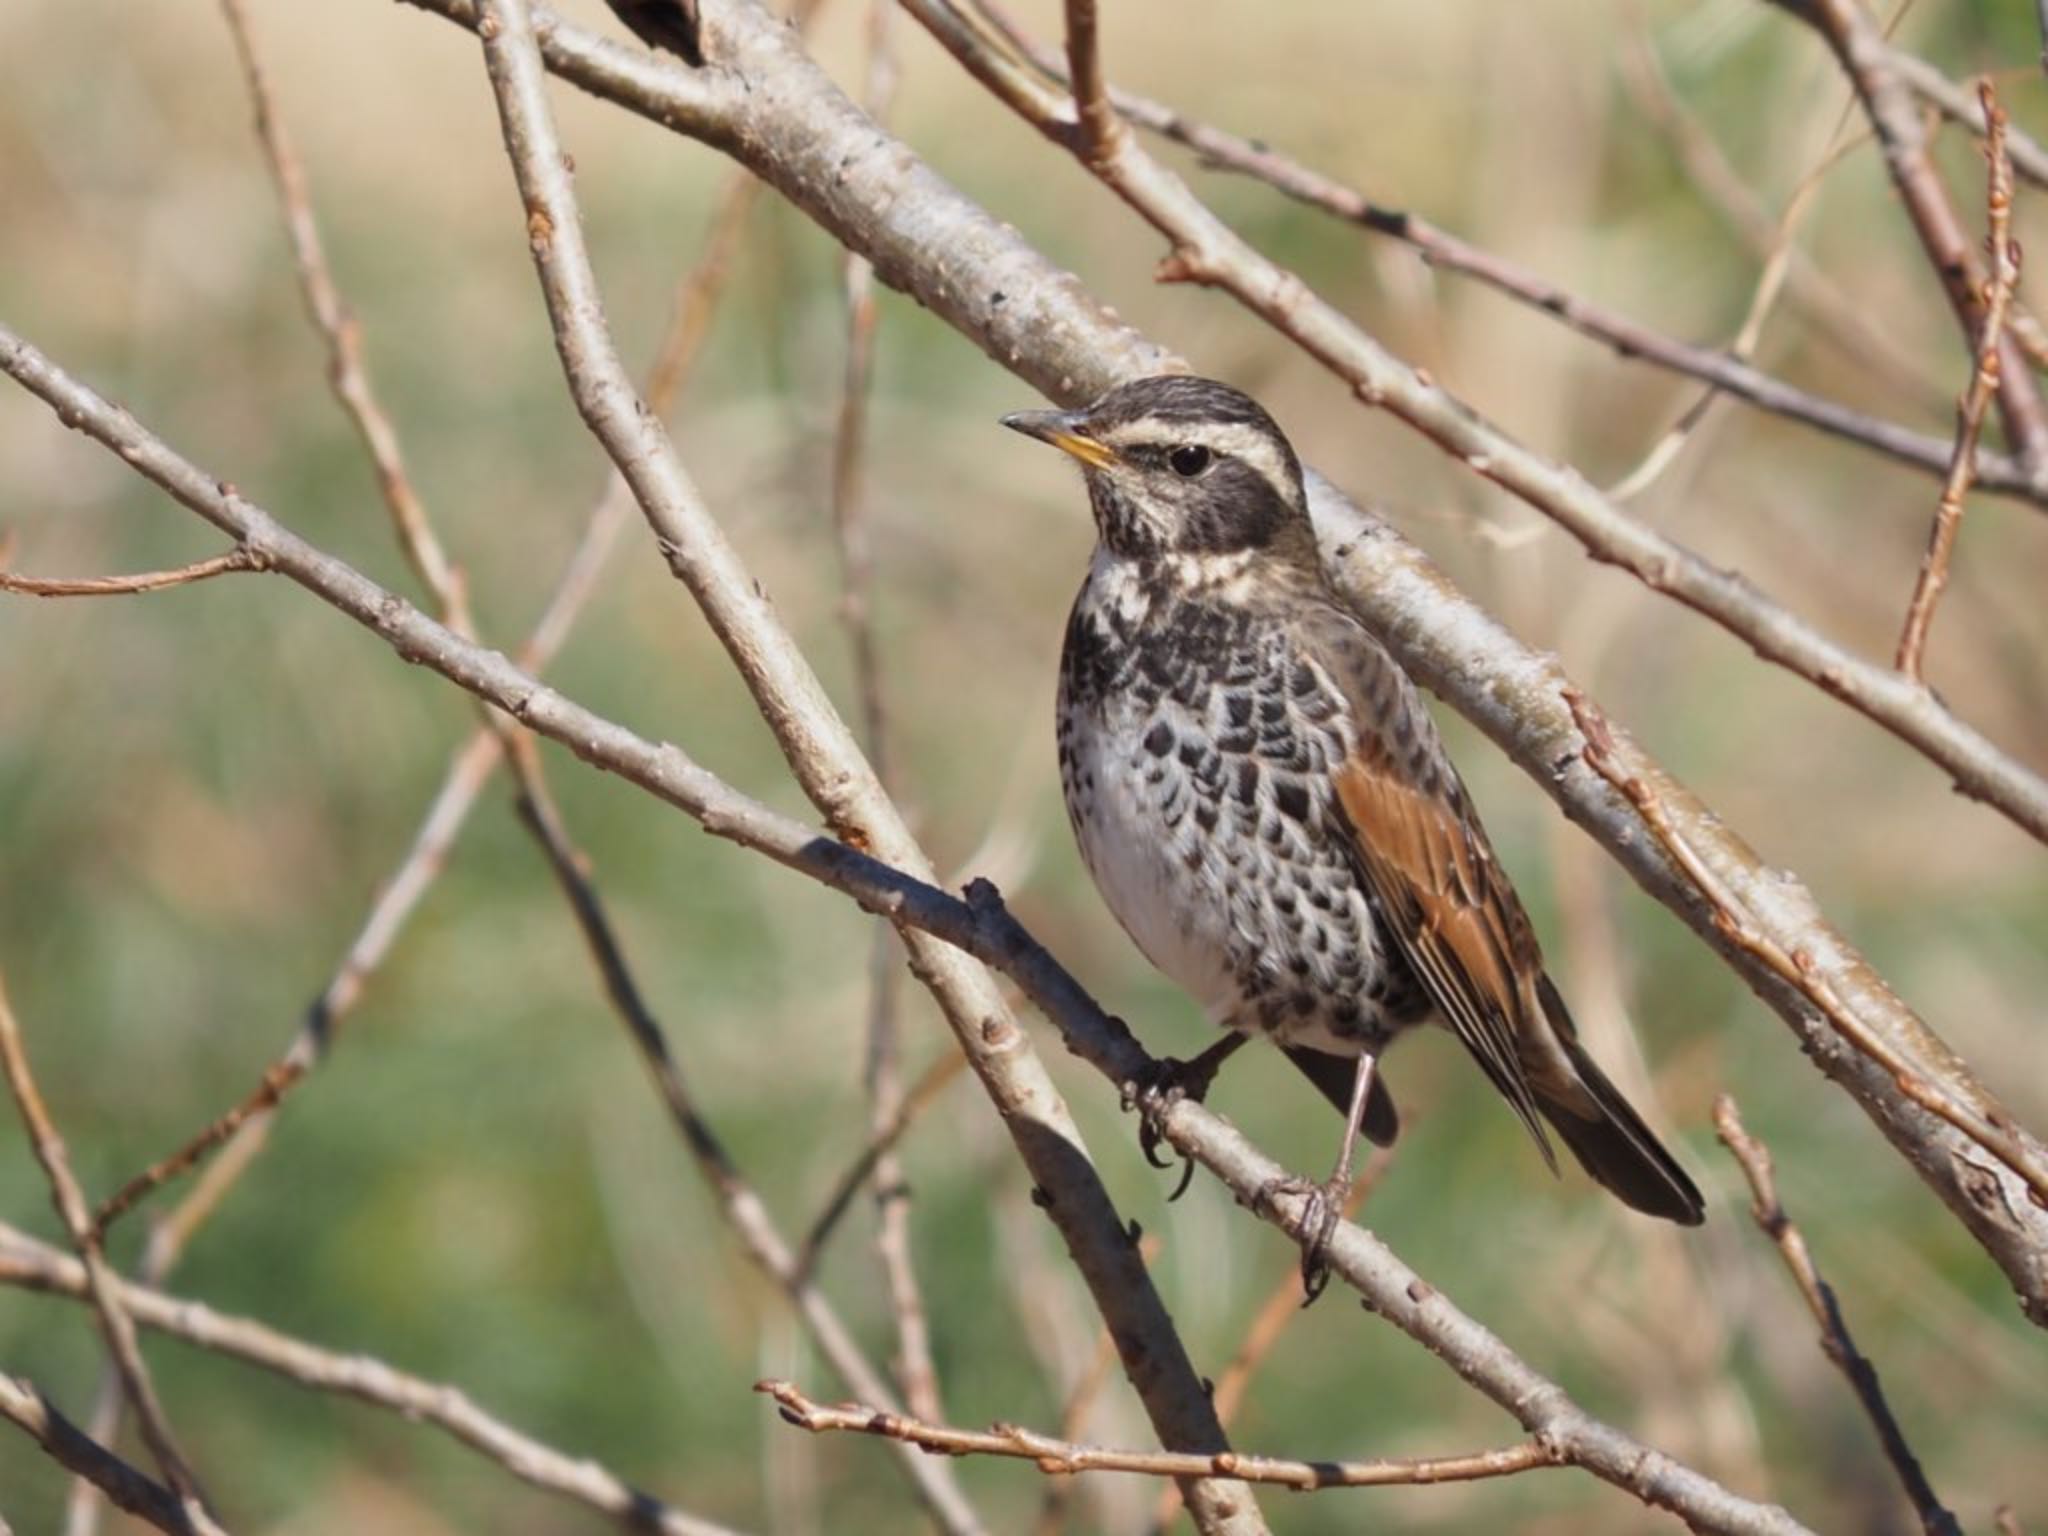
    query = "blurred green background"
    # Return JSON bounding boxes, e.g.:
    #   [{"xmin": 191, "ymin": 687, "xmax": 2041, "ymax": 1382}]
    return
[{"xmin": 3, "ymin": 0, "xmax": 2046, "ymax": 1530}]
